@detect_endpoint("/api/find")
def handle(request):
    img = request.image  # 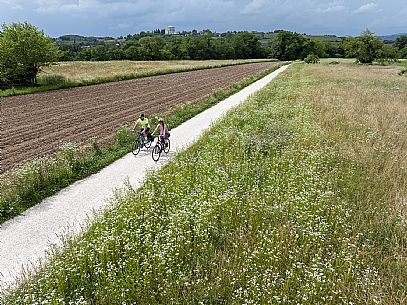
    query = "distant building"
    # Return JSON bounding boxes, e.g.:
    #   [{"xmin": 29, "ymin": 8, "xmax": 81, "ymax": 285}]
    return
[{"xmin": 166, "ymin": 26, "xmax": 176, "ymax": 35}]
